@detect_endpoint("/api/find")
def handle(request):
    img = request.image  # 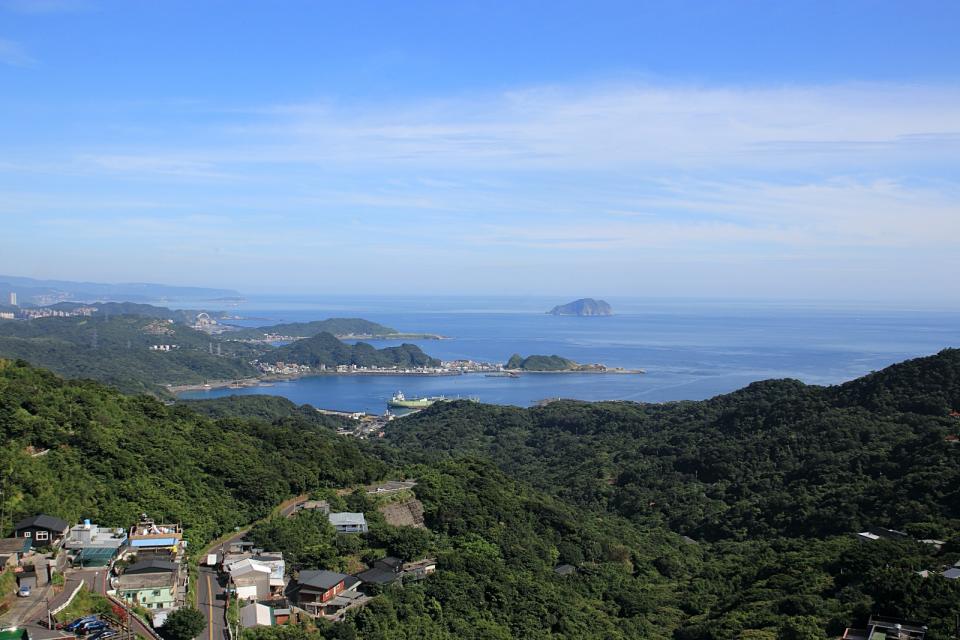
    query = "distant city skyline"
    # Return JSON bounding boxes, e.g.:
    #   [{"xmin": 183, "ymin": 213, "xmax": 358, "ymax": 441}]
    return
[{"xmin": 1, "ymin": 1, "xmax": 958, "ymax": 300}]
